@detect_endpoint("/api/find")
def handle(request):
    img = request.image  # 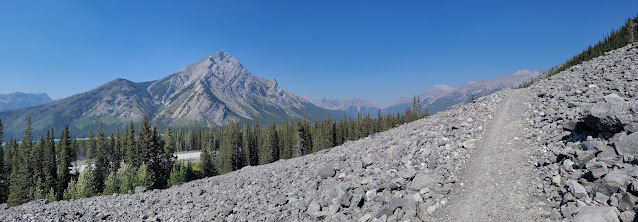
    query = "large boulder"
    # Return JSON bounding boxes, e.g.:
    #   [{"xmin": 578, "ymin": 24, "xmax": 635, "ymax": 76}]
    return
[
  {"xmin": 595, "ymin": 170, "xmax": 631, "ymax": 196},
  {"xmin": 583, "ymin": 102, "xmax": 637, "ymax": 132},
  {"xmin": 614, "ymin": 132, "xmax": 638, "ymax": 156},
  {"xmin": 572, "ymin": 206, "xmax": 620, "ymax": 222}
]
